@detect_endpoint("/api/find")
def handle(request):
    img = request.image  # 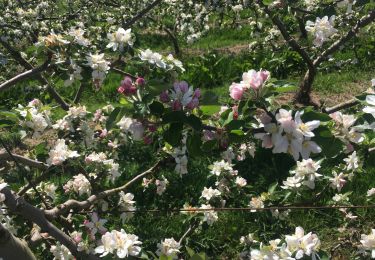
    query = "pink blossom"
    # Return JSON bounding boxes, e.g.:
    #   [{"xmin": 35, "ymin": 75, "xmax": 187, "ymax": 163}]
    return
[
  {"xmin": 229, "ymin": 83, "xmax": 245, "ymax": 100},
  {"xmin": 136, "ymin": 77, "xmax": 145, "ymax": 86},
  {"xmin": 172, "ymin": 100, "xmax": 182, "ymax": 111},
  {"xmin": 160, "ymin": 91, "xmax": 170, "ymax": 103},
  {"xmin": 174, "ymin": 81, "xmax": 189, "ymax": 92},
  {"xmin": 193, "ymin": 88, "xmax": 201, "ymax": 98}
]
